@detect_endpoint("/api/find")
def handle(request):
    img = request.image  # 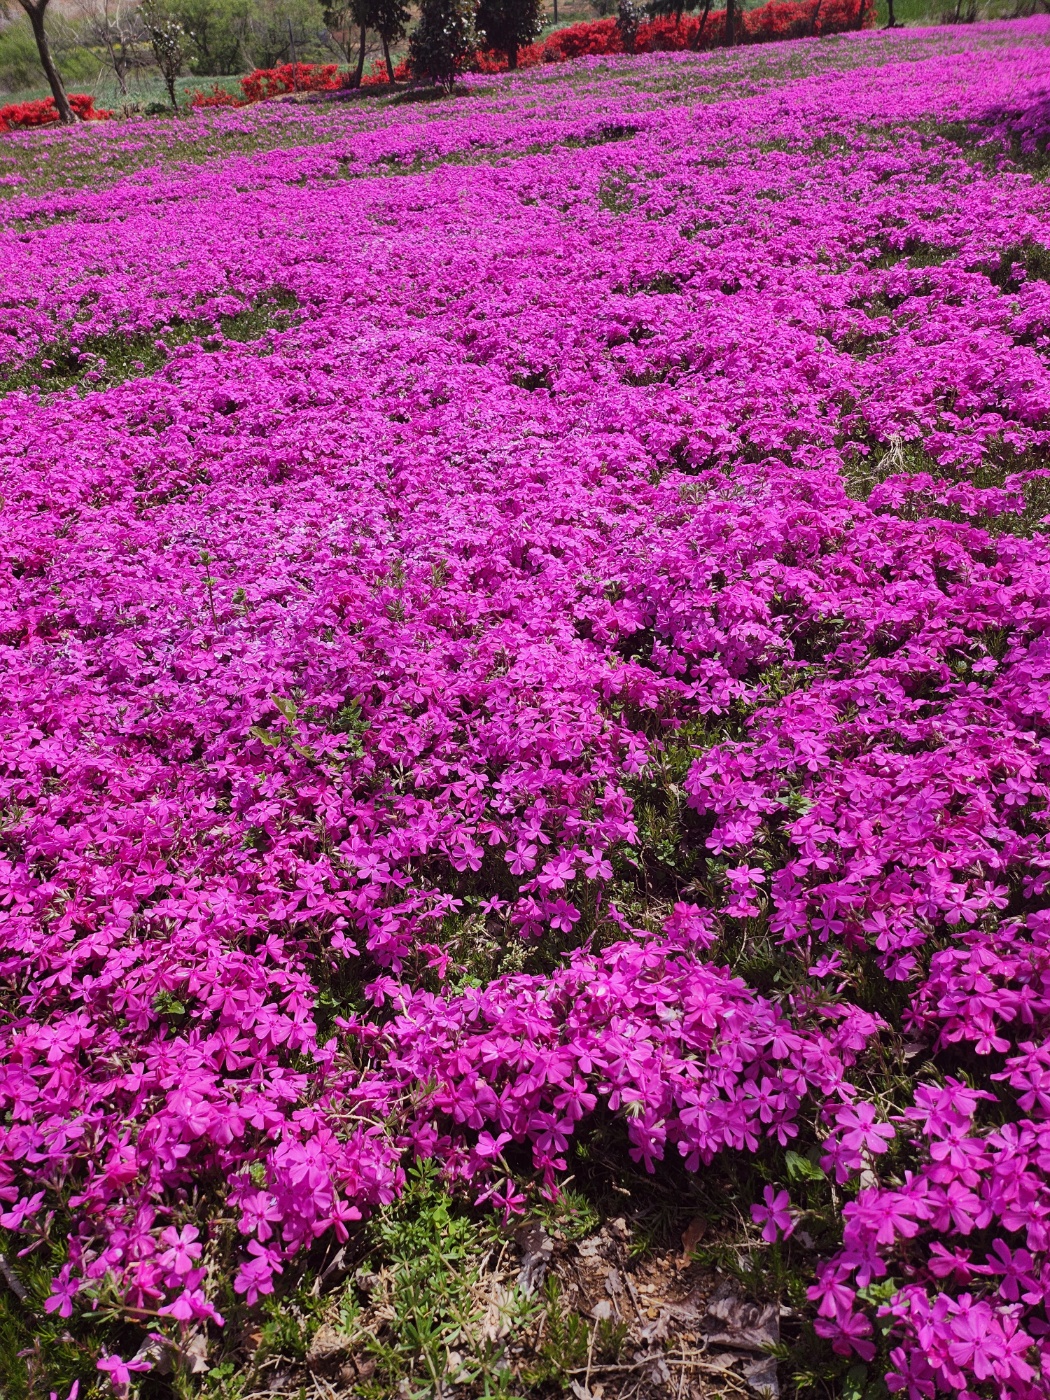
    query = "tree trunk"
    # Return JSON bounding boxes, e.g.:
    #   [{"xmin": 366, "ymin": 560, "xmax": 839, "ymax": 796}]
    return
[
  {"xmin": 114, "ymin": 51, "xmax": 129, "ymax": 96},
  {"xmin": 552, "ymin": 0, "xmax": 558, "ymax": 23},
  {"xmin": 164, "ymin": 68, "xmax": 177, "ymax": 109},
  {"xmin": 20, "ymin": 0, "xmax": 77, "ymax": 123},
  {"xmin": 884, "ymin": 0, "xmax": 897, "ymax": 22},
  {"xmin": 382, "ymin": 32, "xmax": 395, "ymax": 82},
  {"xmin": 507, "ymin": 40, "xmax": 518, "ymax": 68},
  {"xmin": 354, "ymin": 19, "xmax": 366, "ymax": 86},
  {"xmin": 725, "ymin": 0, "xmax": 735, "ymax": 45},
  {"xmin": 694, "ymin": 0, "xmax": 712, "ymax": 46}
]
